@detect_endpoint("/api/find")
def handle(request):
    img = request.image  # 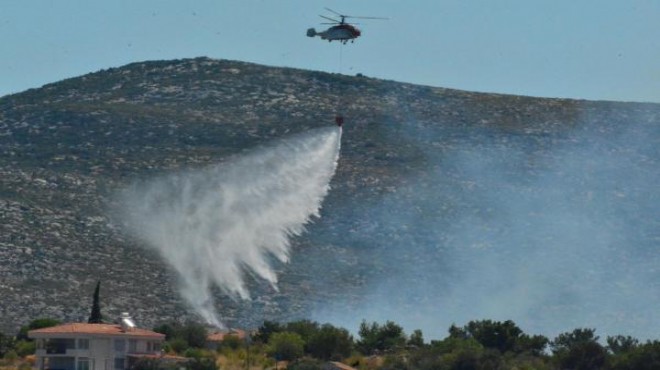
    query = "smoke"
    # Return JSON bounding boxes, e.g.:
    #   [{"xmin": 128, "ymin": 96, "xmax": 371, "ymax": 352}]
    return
[
  {"xmin": 312, "ymin": 110, "xmax": 659, "ymax": 340},
  {"xmin": 117, "ymin": 127, "xmax": 342, "ymax": 327}
]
